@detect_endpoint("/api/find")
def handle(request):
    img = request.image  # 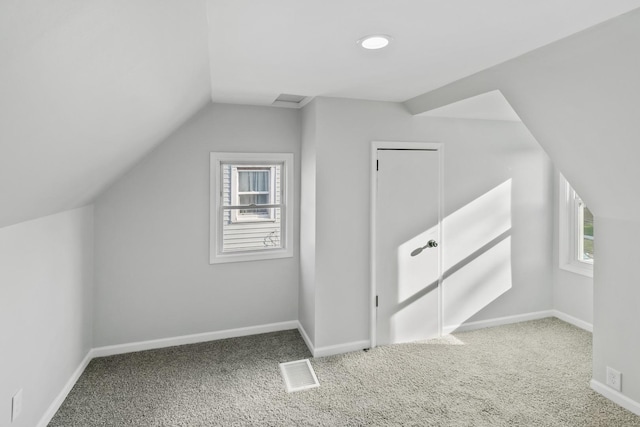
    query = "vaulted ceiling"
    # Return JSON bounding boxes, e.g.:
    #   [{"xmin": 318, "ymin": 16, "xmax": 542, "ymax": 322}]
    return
[
  {"xmin": 404, "ymin": 7, "xmax": 640, "ymax": 220},
  {"xmin": 2, "ymin": 0, "xmax": 639, "ymax": 228},
  {"xmin": 0, "ymin": 1, "xmax": 210, "ymax": 227}
]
